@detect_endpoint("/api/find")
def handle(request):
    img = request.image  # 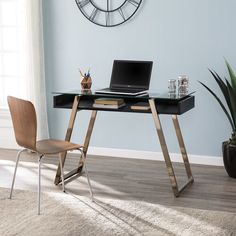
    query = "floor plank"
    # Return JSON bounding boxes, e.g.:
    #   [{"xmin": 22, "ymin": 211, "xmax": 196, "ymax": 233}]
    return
[{"xmin": 0, "ymin": 148, "xmax": 235, "ymax": 213}]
